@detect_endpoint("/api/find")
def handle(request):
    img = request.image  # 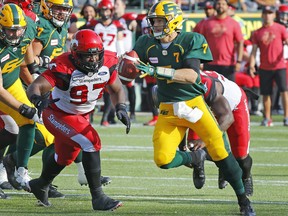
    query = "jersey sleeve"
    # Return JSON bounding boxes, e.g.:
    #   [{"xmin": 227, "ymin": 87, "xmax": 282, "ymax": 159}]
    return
[
  {"xmin": 41, "ymin": 54, "xmax": 73, "ymax": 89},
  {"xmin": 200, "ymin": 75, "xmax": 216, "ymax": 106},
  {"xmin": 35, "ymin": 17, "xmax": 51, "ymax": 47},
  {"xmin": 184, "ymin": 33, "xmax": 213, "ymax": 63}
]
